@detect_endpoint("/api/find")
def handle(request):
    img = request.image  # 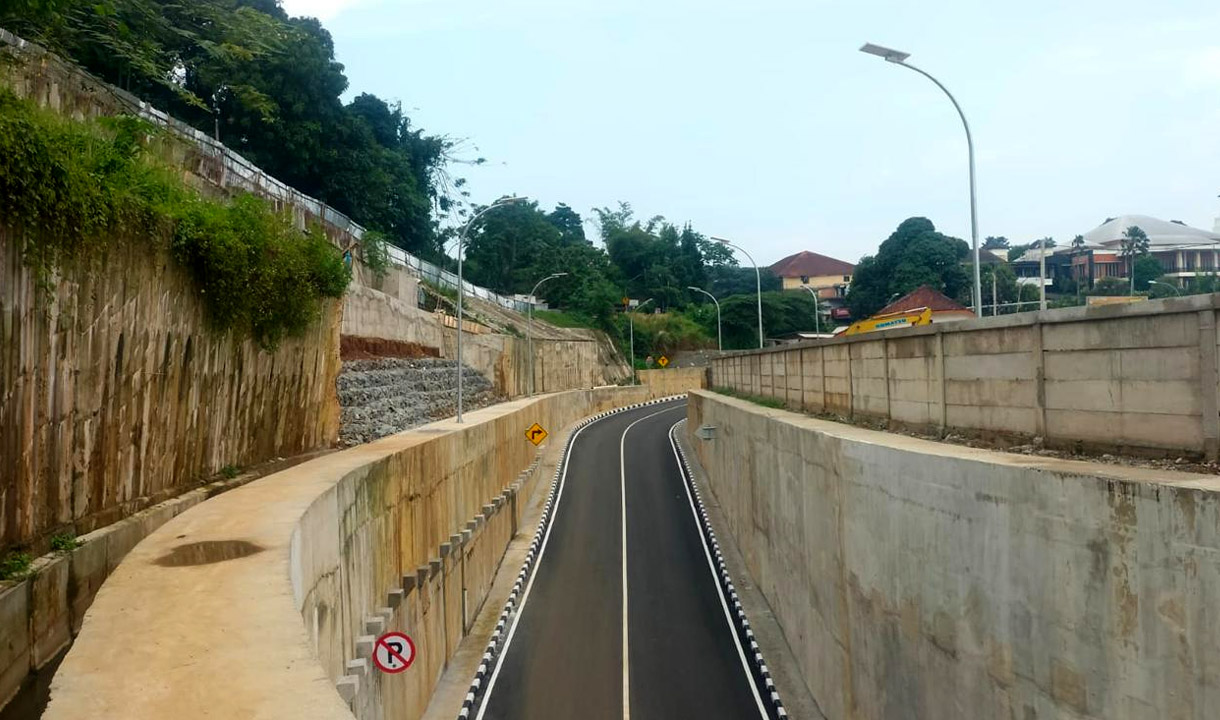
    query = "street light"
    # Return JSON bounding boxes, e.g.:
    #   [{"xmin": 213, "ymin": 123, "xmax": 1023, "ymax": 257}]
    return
[
  {"xmin": 799, "ymin": 285, "xmax": 822, "ymax": 335},
  {"xmin": 628, "ymin": 298, "xmax": 654, "ymax": 385},
  {"xmin": 687, "ymin": 286, "xmax": 722, "ymax": 351},
  {"xmin": 527, "ymin": 272, "xmax": 568, "ymax": 397},
  {"xmin": 711, "ymin": 236, "xmax": 764, "ymax": 348},
  {"xmin": 860, "ymin": 42, "xmax": 982, "ymax": 318},
  {"xmin": 455, "ymin": 195, "xmax": 528, "ymax": 423},
  {"xmin": 1149, "ymin": 280, "xmax": 1181, "ymax": 296}
]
